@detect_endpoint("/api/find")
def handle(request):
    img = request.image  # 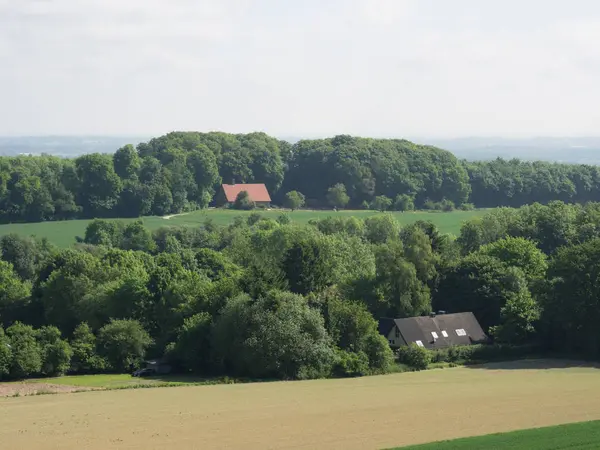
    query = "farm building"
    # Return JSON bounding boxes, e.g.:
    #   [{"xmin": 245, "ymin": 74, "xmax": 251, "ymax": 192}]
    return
[
  {"xmin": 144, "ymin": 358, "xmax": 172, "ymax": 375},
  {"xmin": 216, "ymin": 183, "xmax": 272, "ymax": 207},
  {"xmin": 378, "ymin": 312, "xmax": 488, "ymax": 350}
]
